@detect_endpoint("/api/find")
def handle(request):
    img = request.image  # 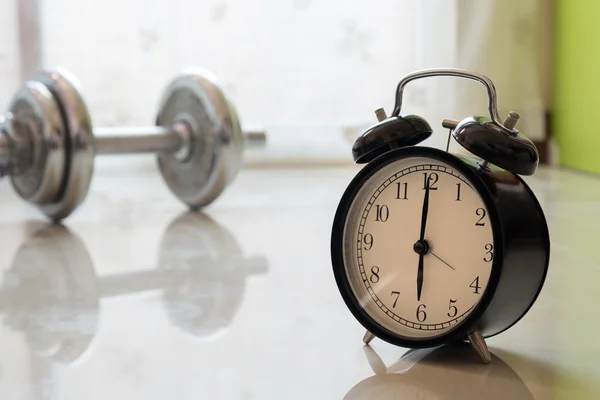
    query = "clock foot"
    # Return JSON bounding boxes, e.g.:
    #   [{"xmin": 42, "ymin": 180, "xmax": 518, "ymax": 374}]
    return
[
  {"xmin": 467, "ymin": 330, "xmax": 492, "ymax": 364},
  {"xmin": 363, "ymin": 331, "xmax": 375, "ymax": 345}
]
